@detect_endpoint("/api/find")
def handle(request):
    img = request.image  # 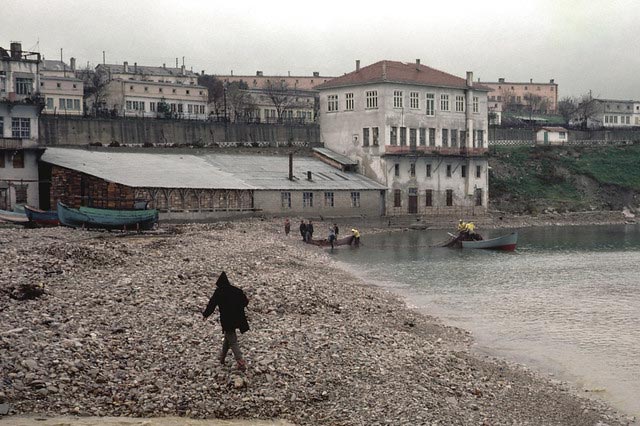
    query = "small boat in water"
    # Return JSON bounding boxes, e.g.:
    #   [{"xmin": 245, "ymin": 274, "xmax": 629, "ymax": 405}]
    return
[
  {"xmin": 24, "ymin": 205, "xmax": 59, "ymax": 227},
  {"xmin": 57, "ymin": 202, "xmax": 158, "ymax": 230},
  {"xmin": 461, "ymin": 232, "xmax": 518, "ymax": 251},
  {"xmin": 308, "ymin": 235, "xmax": 355, "ymax": 247}
]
